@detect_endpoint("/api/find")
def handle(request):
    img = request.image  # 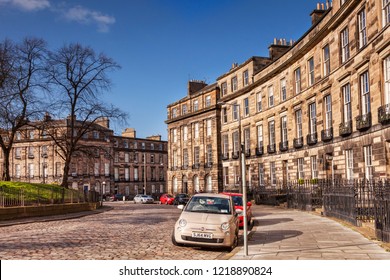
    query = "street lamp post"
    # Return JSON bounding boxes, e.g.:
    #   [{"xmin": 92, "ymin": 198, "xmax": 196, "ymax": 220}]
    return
[
  {"xmin": 219, "ymin": 101, "xmax": 248, "ymax": 256},
  {"xmin": 144, "ymin": 153, "xmax": 147, "ymax": 195},
  {"xmin": 101, "ymin": 181, "xmax": 106, "ymax": 207}
]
